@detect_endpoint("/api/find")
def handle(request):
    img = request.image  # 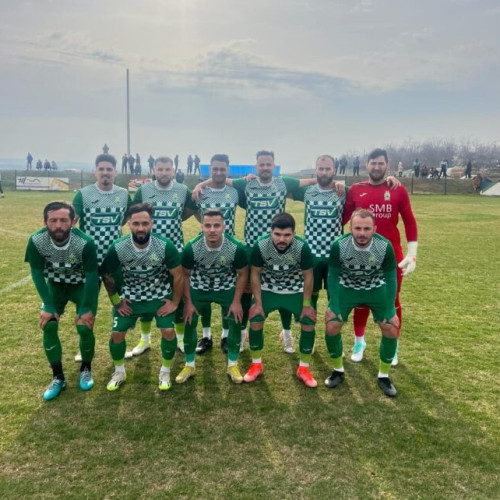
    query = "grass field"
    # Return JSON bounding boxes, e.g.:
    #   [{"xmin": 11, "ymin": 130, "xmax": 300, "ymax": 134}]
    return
[{"xmin": 0, "ymin": 191, "xmax": 499, "ymax": 499}]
